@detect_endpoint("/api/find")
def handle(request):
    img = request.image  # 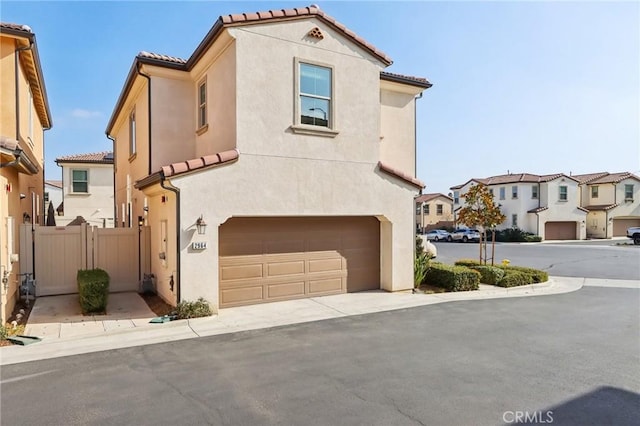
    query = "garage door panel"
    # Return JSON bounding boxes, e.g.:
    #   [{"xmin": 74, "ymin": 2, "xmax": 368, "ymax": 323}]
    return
[
  {"xmin": 265, "ymin": 238, "xmax": 305, "ymax": 254},
  {"xmin": 309, "ymin": 278, "xmax": 344, "ymax": 294},
  {"xmin": 221, "ymin": 286, "xmax": 264, "ymax": 305},
  {"xmin": 309, "ymin": 238, "xmax": 342, "ymax": 252},
  {"xmin": 220, "ymin": 263, "xmax": 263, "ymax": 281},
  {"xmin": 267, "ymin": 282, "xmax": 306, "ymax": 298},
  {"xmin": 220, "ymin": 241, "xmax": 263, "ymax": 257},
  {"xmin": 308, "ymin": 257, "xmax": 342, "ymax": 273},
  {"xmin": 267, "ymin": 261, "xmax": 305, "ymax": 277},
  {"xmin": 545, "ymin": 222, "xmax": 576, "ymax": 240},
  {"xmin": 613, "ymin": 218, "xmax": 640, "ymax": 236}
]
